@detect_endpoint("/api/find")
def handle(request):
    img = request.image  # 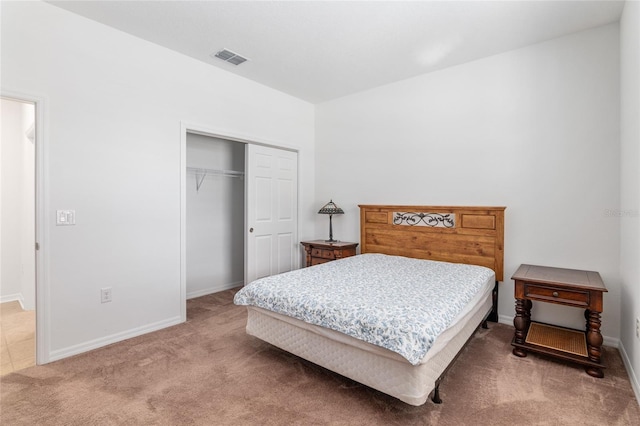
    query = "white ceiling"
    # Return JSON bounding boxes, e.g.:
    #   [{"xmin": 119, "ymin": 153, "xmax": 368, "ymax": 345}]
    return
[{"xmin": 48, "ymin": 1, "xmax": 625, "ymax": 104}]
